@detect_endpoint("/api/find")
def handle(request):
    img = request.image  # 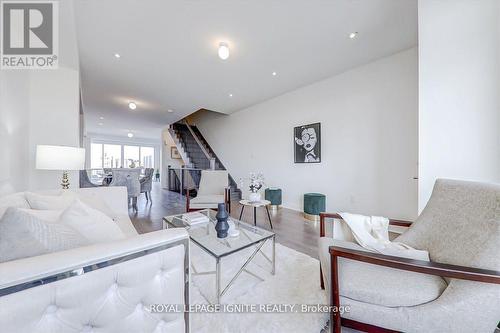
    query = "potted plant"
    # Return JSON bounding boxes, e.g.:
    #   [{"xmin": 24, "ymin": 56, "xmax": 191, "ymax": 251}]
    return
[{"xmin": 248, "ymin": 172, "xmax": 264, "ymax": 202}]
